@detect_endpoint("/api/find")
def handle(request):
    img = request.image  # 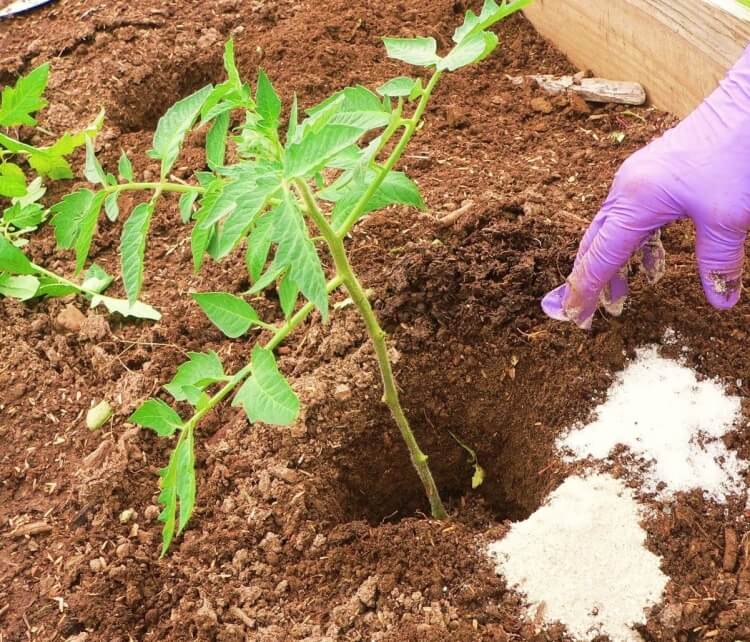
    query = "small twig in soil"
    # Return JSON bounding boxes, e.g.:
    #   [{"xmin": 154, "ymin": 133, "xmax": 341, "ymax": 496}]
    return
[{"xmin": 439, "ymin": 200, "xmax": 474, "ymax": 227}]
